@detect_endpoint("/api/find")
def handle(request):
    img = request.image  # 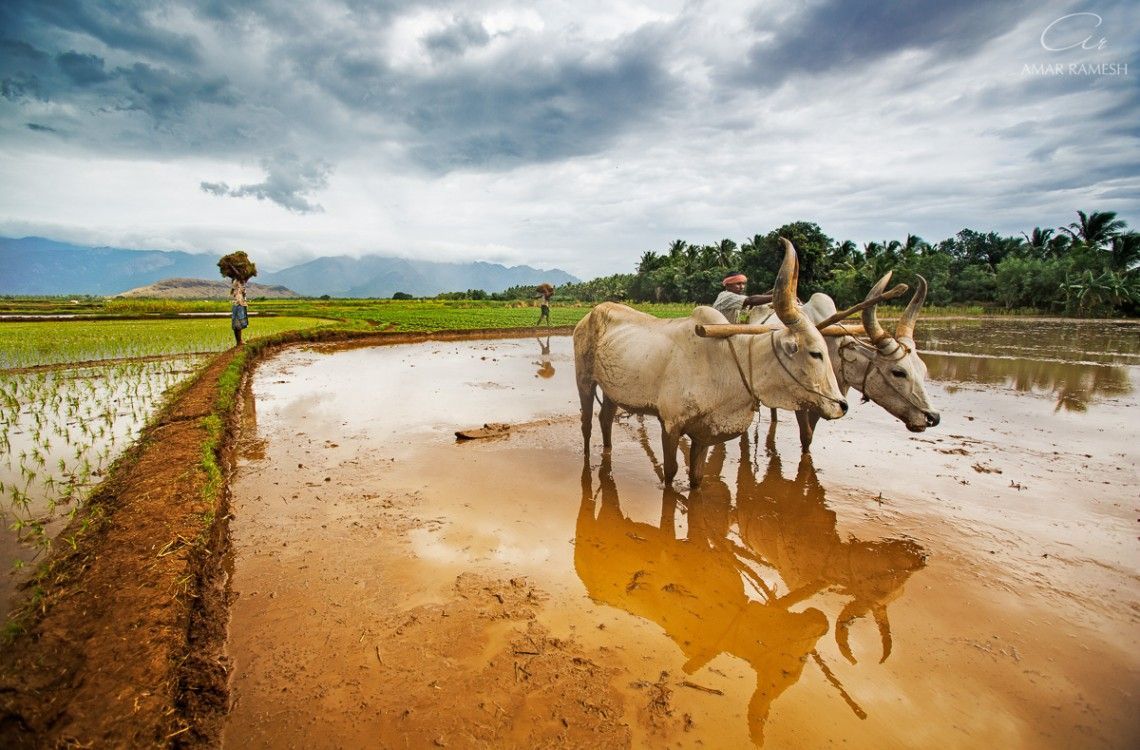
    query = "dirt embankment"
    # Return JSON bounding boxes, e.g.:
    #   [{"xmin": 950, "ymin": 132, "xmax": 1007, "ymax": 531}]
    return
[
  {"xmin": 0, "ymin": 349, "xmax": 237, "ymax": 747},
  {"xmin": 0, "ymin": 326, "xmax": 574, "ymax": 748}
]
